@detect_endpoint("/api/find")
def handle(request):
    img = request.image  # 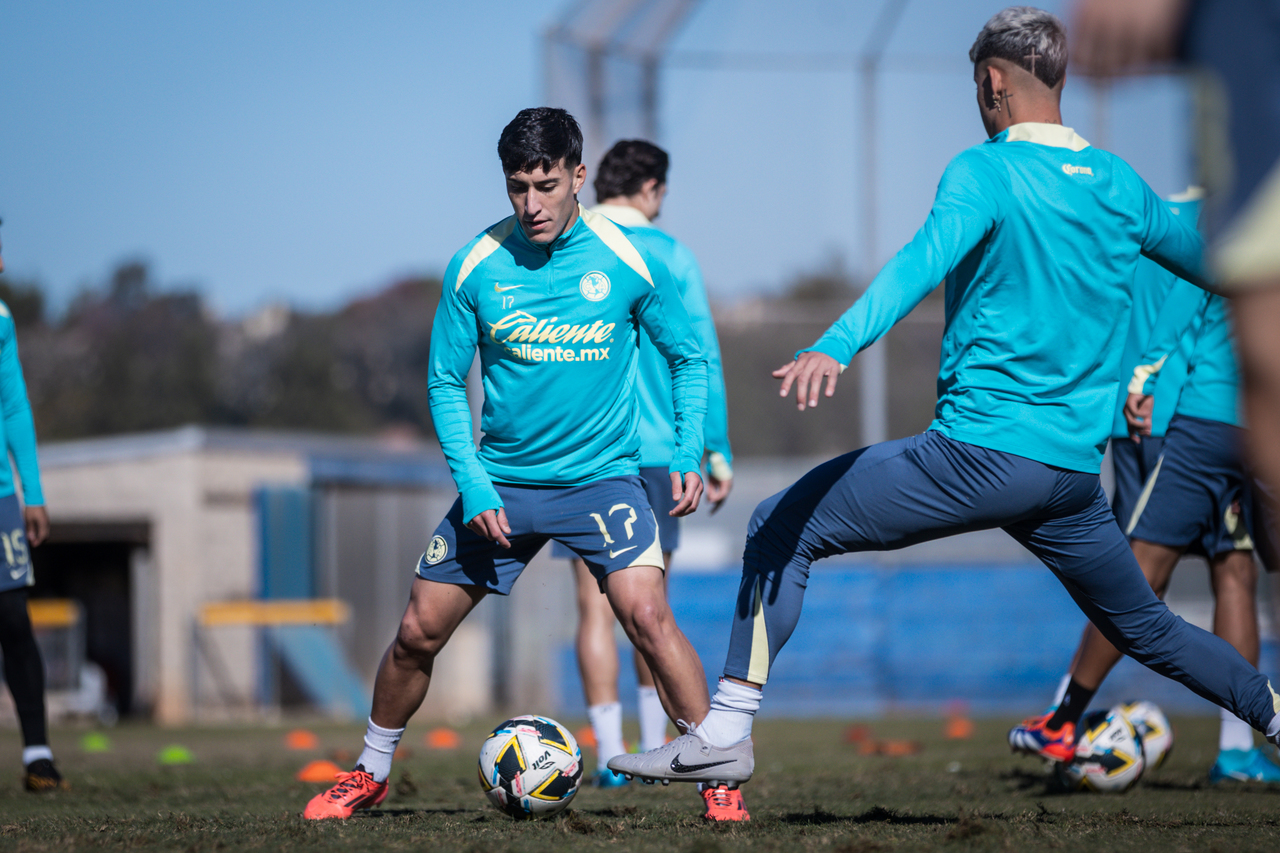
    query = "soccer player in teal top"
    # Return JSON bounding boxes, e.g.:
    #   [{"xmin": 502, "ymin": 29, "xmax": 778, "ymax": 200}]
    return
[
  {"xmin": 1013, "ymin": 257, "xmax": 1280, "ymax": 782},
  {"xmin": 0, "ymin": 220, "xmax": 61, "ymax": 792},
  {"xmin": 609, "ymin": 7, "xmax": 1280, "ymax": 800},
  {"xmin": 306, "ymin": 108, "xmax": 712, "ymax": 820},
  {"xmin": 549, "ymin": 140, "xmax": 735, "ymax": 796}
]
